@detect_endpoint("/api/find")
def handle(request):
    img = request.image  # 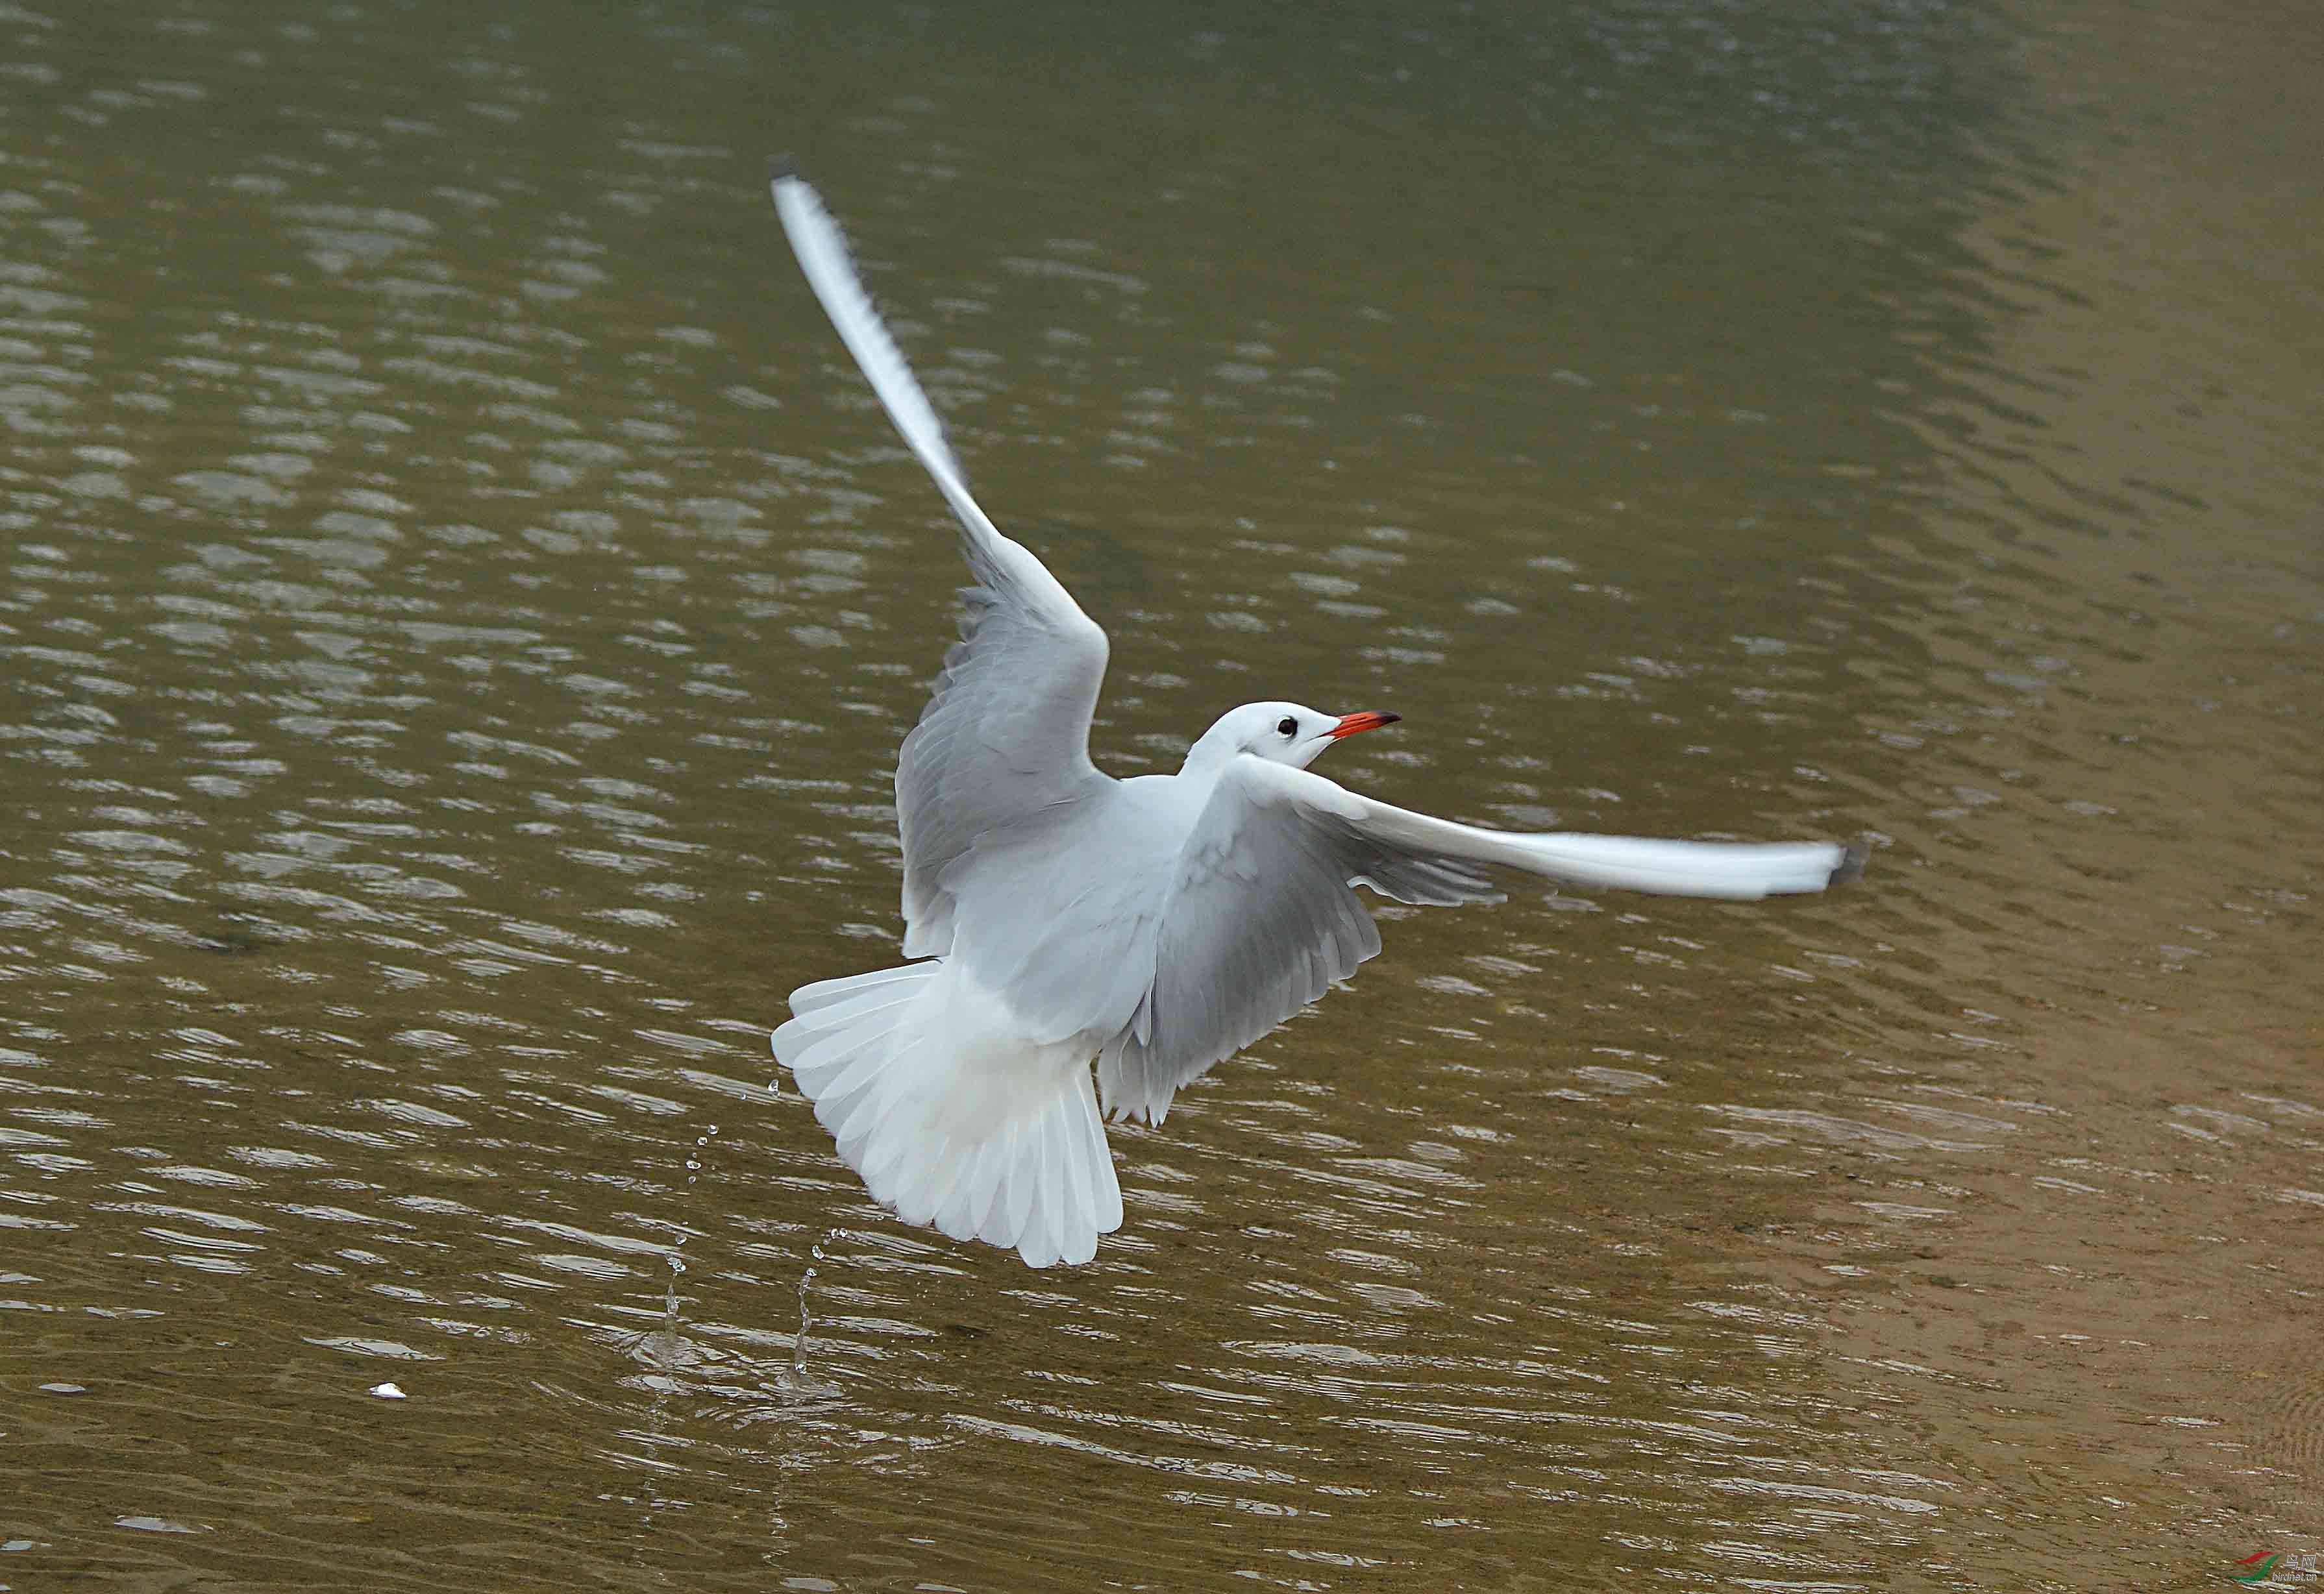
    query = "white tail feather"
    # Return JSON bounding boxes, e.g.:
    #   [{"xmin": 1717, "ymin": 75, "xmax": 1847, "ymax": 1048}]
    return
[
  {"xmin": 791, "ymin": 961, "xmax": 928, "ymax": 1014},
  {"xmin": 772, "ymin": 962, "xmax": 1122, "ymax": 1268}
]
